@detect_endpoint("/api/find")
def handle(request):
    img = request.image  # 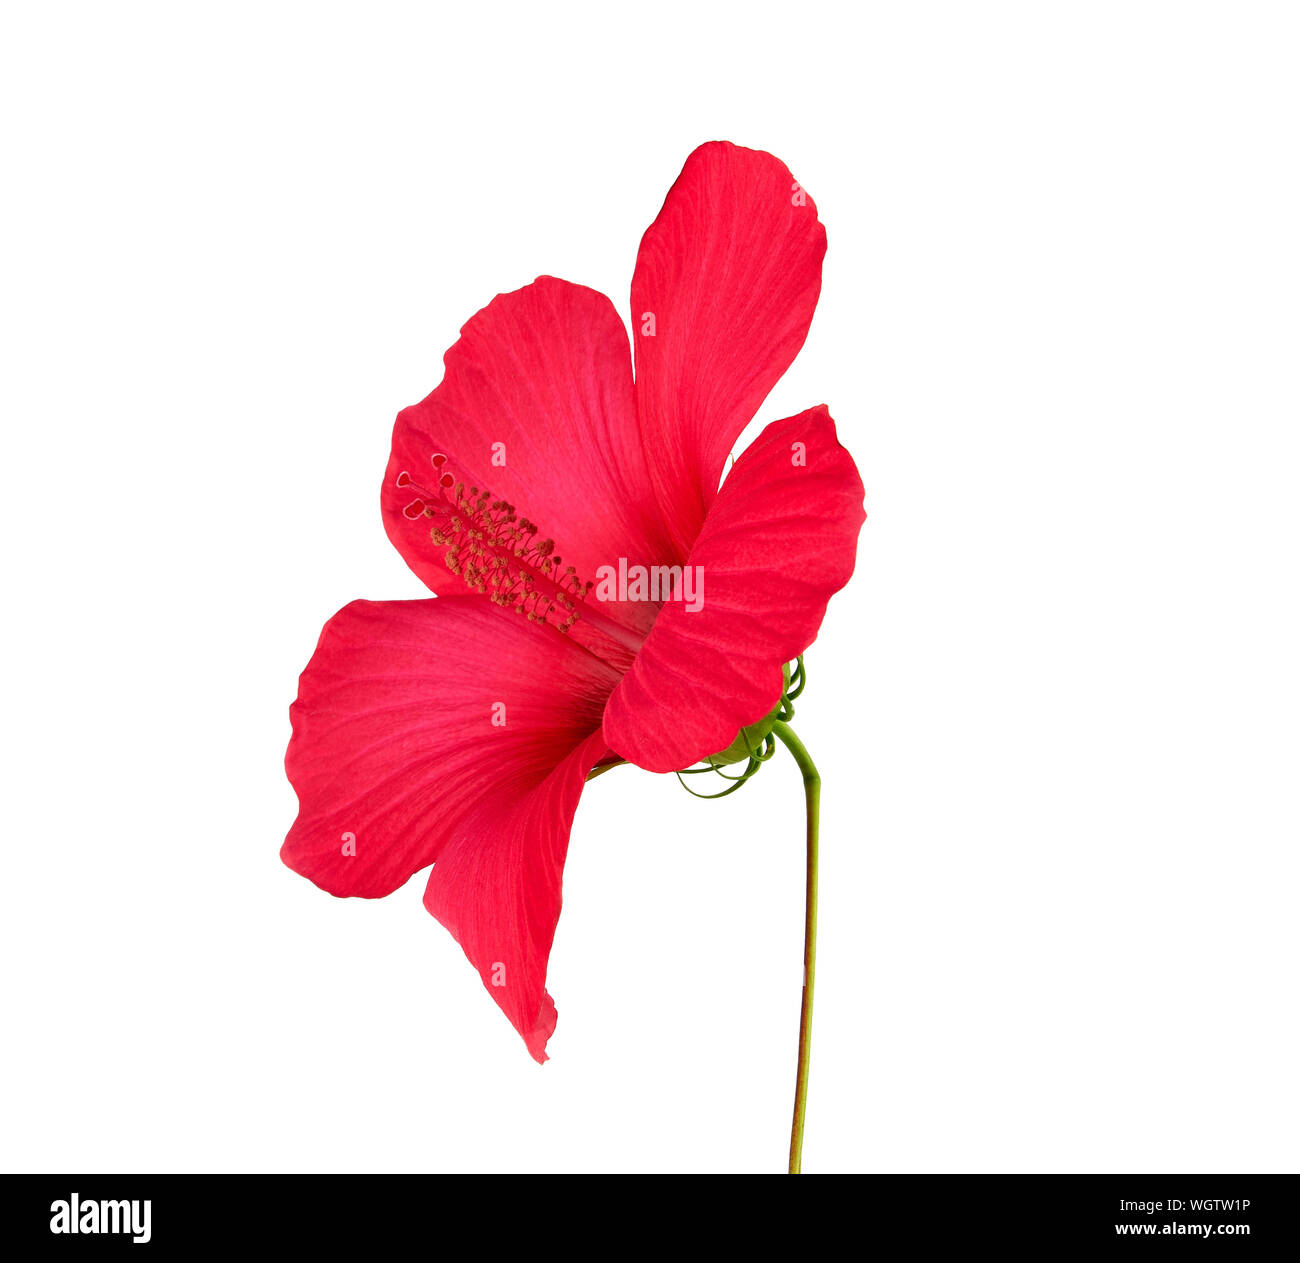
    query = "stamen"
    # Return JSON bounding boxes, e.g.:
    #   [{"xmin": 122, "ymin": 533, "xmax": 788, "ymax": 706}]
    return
[{"xmin": 393, "ymin": 458, "xmax": 600, "ymax": 636}]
